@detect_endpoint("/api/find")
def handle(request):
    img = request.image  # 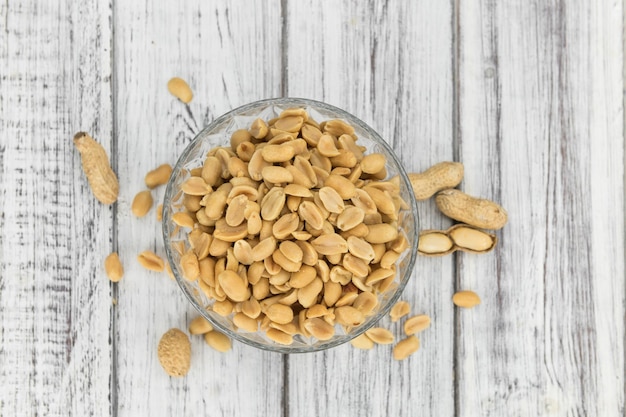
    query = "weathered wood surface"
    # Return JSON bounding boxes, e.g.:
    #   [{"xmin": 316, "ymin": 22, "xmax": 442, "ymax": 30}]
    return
[
  {"xmin": 0, "ymin": 1, "xmax": 624, "ymax": 416},
  {"xmin": 0, "ymin": 0, "xmax": 114, "ymax": 416}
]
